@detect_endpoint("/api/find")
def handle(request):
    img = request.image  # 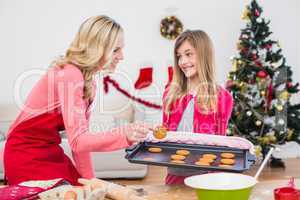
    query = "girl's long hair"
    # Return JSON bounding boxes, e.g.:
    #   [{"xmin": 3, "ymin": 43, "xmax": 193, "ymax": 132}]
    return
[
  {"xmin": 165, "ymin": 30, "xmax": 218, "ymax": 114},
  {"xmin": 52, "ymin": 15, "xmax": 123, "ymax": 100}
]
